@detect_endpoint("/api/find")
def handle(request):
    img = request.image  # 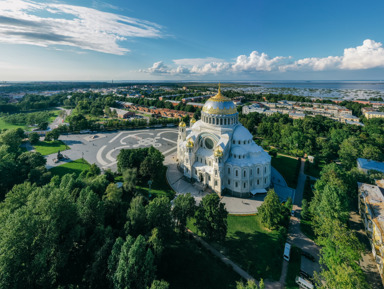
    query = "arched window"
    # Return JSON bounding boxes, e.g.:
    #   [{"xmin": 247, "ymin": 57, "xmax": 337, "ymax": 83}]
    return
[
  {"xmin": 265, "ymin": 167, "xmax": 267, "ymax": 173},
  {"xmin": 243, "ymin": 171, "xmax": 246, "ymax": 177},
  {"xmin": 236, "ymin": 170, "xmax": 238, "ymax": 177},
  {"xmin": 250, "ymin": 169, "xmax": 252, "ymax": 176},
  {"xmin": 238, "ymin": 141, "xmax": 240, "ymax": 145},
  {"xmin": 257, "ymin": 179, "xmax": 259, "ymax": 185},
  {"xmin": 235, "ymin": 182, "xmax": 238, "ymax": 188},
  {"xmin": 228, "ymin": 179, "xmax": 231, "ymax": 185},
  {"xmin": 228, "ymin": 168, "xmax": 230, "ymax": 174},
  {"xmin": 244, "ymin": 182, "xmax": 246, "ymax": 188},
  {"xmin": 233, "ymin": 140, "xmax": 235, "ymax": 144},
  {"xmin": 257, "ymin": 168, "xmax": 260, "ymax": 174}
]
